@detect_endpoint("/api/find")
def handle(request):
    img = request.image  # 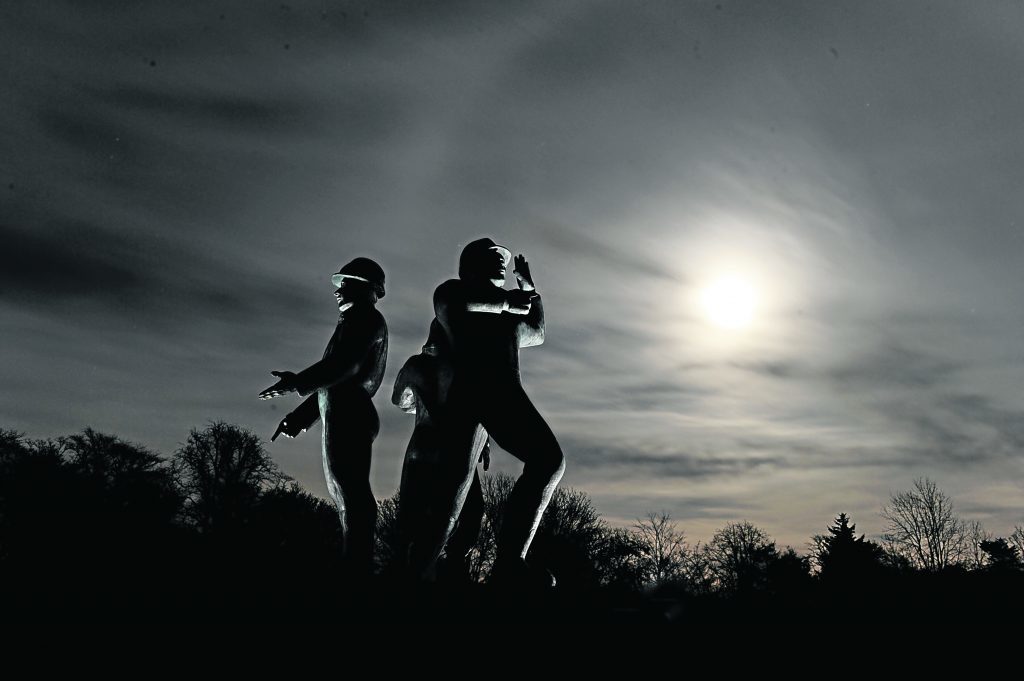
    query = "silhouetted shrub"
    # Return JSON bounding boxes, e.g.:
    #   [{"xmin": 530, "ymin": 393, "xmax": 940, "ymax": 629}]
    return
[{"xmin": 172, "ymin": 421, "xmax": 288, "ymax": 534}]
